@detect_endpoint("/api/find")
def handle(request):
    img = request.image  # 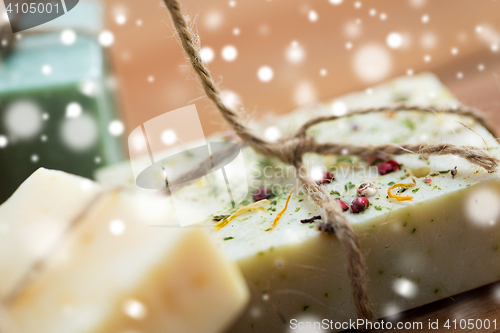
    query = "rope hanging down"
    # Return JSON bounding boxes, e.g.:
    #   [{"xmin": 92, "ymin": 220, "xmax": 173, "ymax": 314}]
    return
[{"xmin": 163, "ymin": 0, "xmax": 499, "ymax": 321}]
